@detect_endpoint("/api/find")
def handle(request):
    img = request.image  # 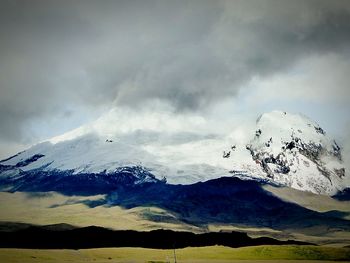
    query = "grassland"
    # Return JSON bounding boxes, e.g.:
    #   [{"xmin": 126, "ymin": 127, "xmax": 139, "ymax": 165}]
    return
[
  {"xmin": 0, "ymin": 191, "xmax": 349, "ymax": 246},
  {"xmin": 263, "ymin": 185, "xmax": 350, "ymax": 216},
  {"xmin": 0, "ymin": 245, "xmax": 349, "ymax": 263},
  {"xmin": 0, "ymin": 191, "xmax": 198, "ymax": 232}
]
